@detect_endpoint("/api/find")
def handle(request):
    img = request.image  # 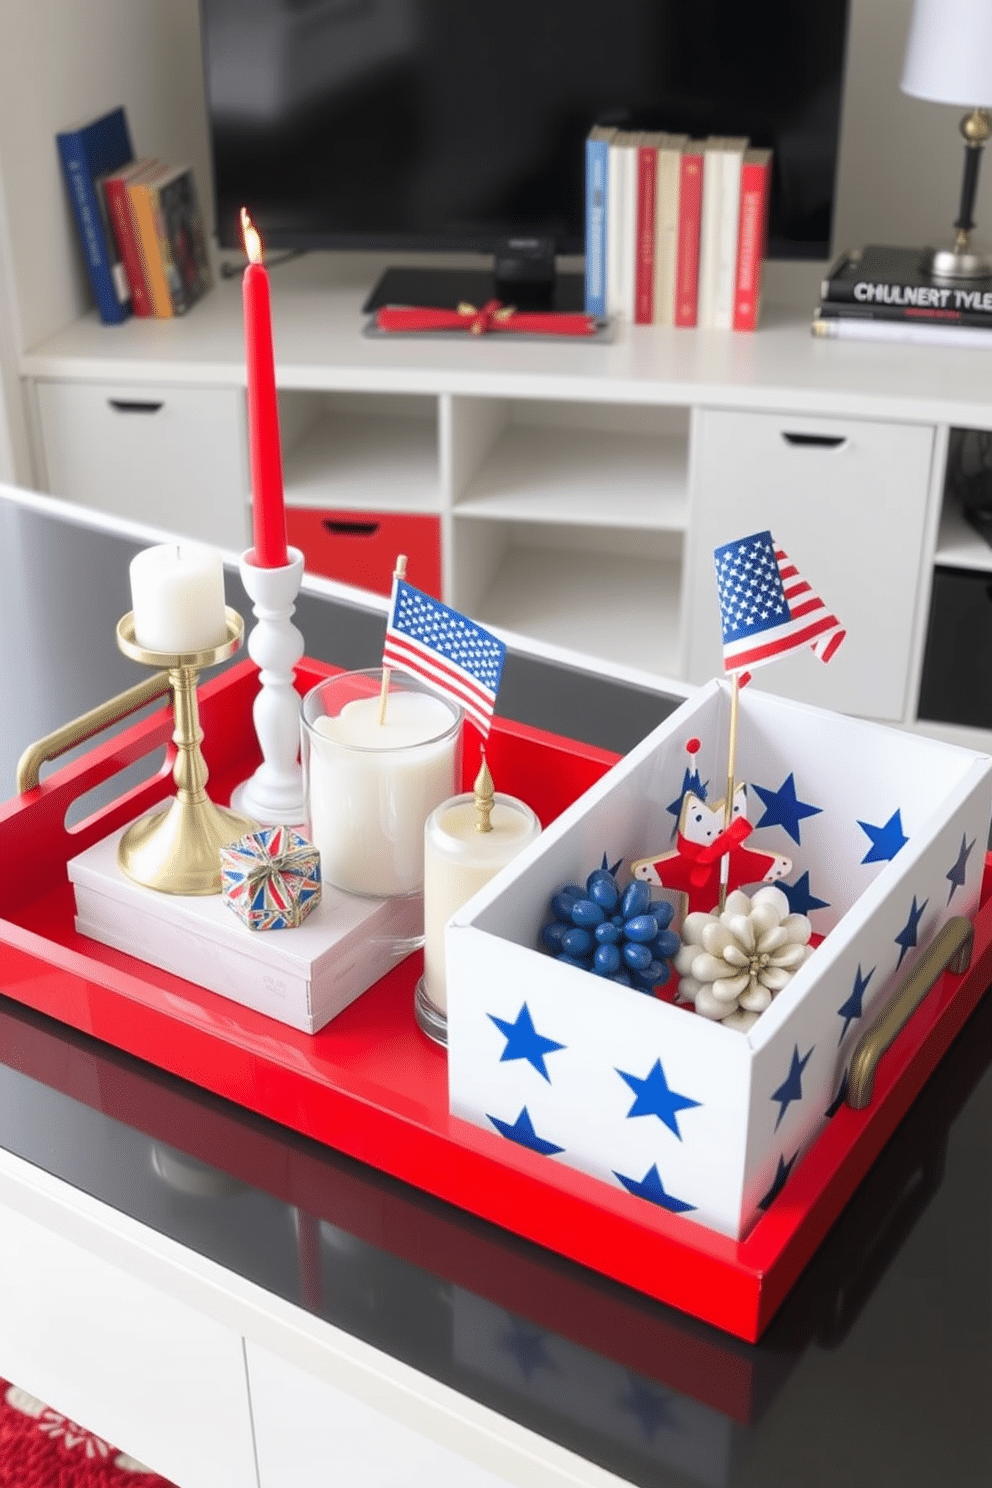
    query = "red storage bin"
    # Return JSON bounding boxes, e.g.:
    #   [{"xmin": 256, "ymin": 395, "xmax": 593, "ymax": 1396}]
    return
[{"xmin": 286, "ymin": 507, "xmax": 442, "ymax": 598}]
